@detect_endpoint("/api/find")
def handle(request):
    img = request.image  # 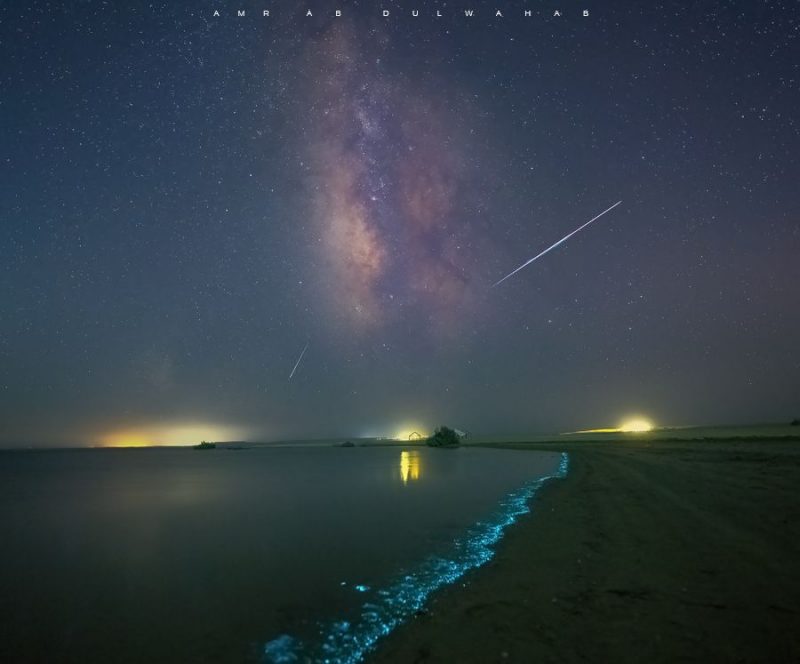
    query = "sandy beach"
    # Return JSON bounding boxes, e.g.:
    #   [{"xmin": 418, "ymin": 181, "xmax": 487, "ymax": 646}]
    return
[{"xmin": 369, "ymin": 439, "xmax": 800, "ymax": 663}]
